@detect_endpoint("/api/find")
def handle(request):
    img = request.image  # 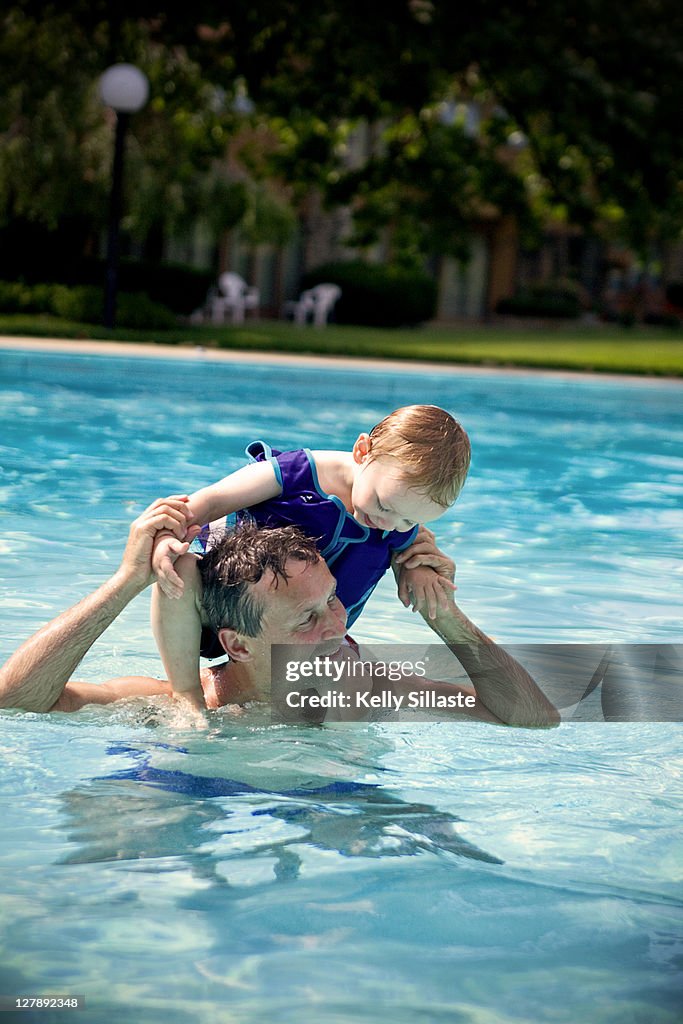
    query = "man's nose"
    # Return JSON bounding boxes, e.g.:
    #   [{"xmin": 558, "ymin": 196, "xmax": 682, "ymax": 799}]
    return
[{"xmin": 321, "ymin": 598, "xmax": 347, "ymax": 637}]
